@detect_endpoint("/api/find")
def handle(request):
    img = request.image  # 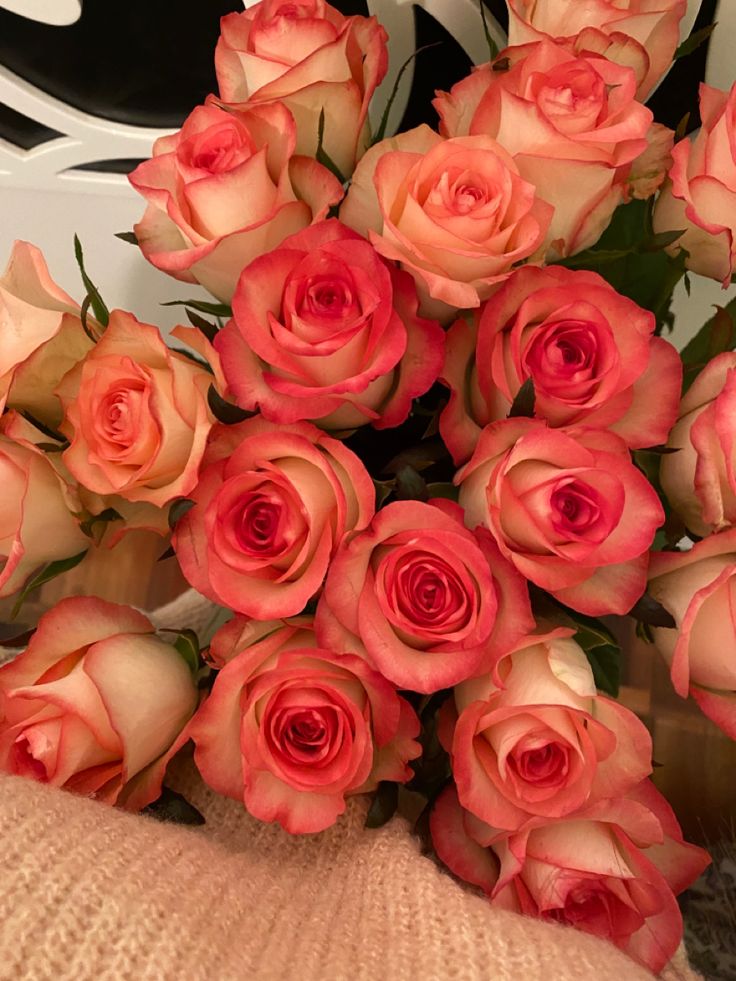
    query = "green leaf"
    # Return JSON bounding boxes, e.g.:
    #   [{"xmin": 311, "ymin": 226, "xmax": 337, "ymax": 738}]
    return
[
  {"xmin": 382, "ymin": 437, "xmax": 450, "ymax": 475},
  {"xmin": 395, "ymin": 465, "xmax": 430, "ymax": 502},
  {"xmin": 372, "ymin": 43, "xmax": 443, "ymax": 145},
  {"xmin": 168, "ymin": 498, "xmax": 195, "ymax": 529},
  {"xmin": 73, "ymin": 234, "xmax": 109, "ymax": 327},
  {"xmin": 373, "ymin": 478, "xmax": 396, "ymax": 508},
  {"xmin": 641, "ymin": 229, "xmax": 686, "ymax": 252},
  {"xmin": 79, "ymin": 507, "xmax": 122, "ymax": 538},
  {"xmin": 680, "ymin": 299, "xmax": 736, "ymax": 392},
  {"xmin": 186, "ymin": 308, "xmax": 219, "ymax": 344},
  {"xmin": 11, "ymin": 550, "xmax": 88, "ymax": 619},
  {"xmin": 173, "ymin": 629, "xmax": 201, "ymax": 676},
  {"xmin": 629, "ymin": 593, "xmax": 676, "ymax": 628},
  {"xmin": 675, "ymin": 22, "xmax": 716, "ymax": 60},
  {"xmin": 365, "ymin": 781, "xmax": 399, "ymax": 829},
  {"xmin": 479, "ymin": 0, "xmax": 499, "ymax": 61},
  {"xmin": 157, "ymin": 544, "xmax": 176, "ymax": 562},
  {"xmin": 207, "ymin": 385, "xmax": 256, "ymax": 425},
  {"xmin": 115, "ymin": 230, "xmax": 139, "ymax": 246},
  {"xmin": 584, "ymin": 642, "xmax": 621, "ymax": 698},
  {"xmin": 508, "ymin": 377, "xmax": 536, "ymax": 418},
  {"xmin": 143, "ymin": 787, "xmax": 205, "ymax": 826},
  {"xmin": 316, "ymin": 108, "xmax": 347, "ymax": 184},
  {"xmin": 162, "ymin": 299, "xmax": 232, "ymax": 318},
  {"xmin": 425, "ymin": 482, "xmax": 459, "ymax": 502}
]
